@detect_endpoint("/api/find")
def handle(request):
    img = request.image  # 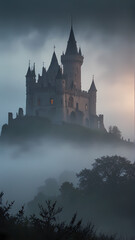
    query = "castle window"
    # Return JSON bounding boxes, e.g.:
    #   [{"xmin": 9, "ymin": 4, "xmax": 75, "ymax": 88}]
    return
[
  {"xmin": 68, "ymin": 96, "xmax": 74, "ymax": 108},
  {"xmin": 50, "ymin": 98, "xmax": 54, "ymax": 105},
  {"xmin": 85, "ymin": 104, "xmax": 88, "ymax": 111},
  {"xmin": 37, "ymin": 98, "xmax": 41, "ymax": 106},
  {"xmin": 76, "ymin": 103, "xmax": 79, "ymax": 110}
]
